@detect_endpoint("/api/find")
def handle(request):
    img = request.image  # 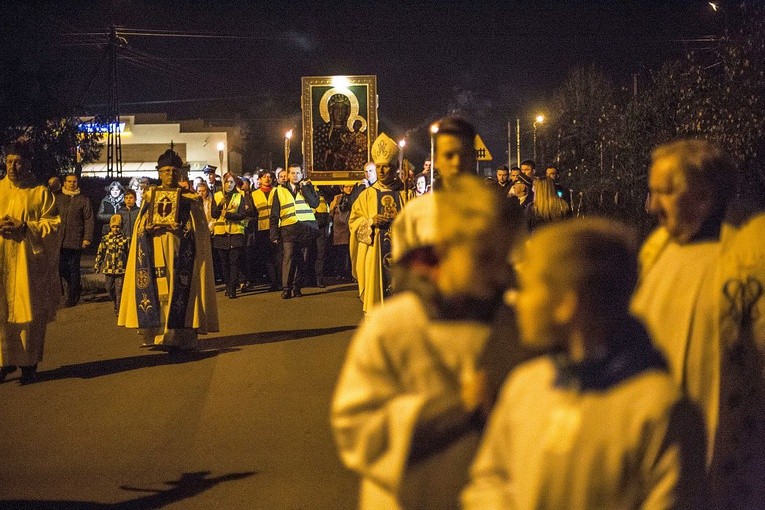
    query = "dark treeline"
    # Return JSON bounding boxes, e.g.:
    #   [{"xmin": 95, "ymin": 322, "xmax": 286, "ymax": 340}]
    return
[{"xmin": 537, "ymin": 3, "xmax": 765, "ymax": 235}]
